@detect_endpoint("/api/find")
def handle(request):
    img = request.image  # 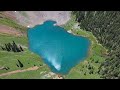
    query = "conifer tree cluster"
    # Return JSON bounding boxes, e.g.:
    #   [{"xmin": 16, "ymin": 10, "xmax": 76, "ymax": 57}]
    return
[
  {"xmin": 73, "ymin": 11, "xmax": 120, "ymax": 79},
  {"xmin": 0, "ymin": 41, "xmax": 24, "ymax": 52}
]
